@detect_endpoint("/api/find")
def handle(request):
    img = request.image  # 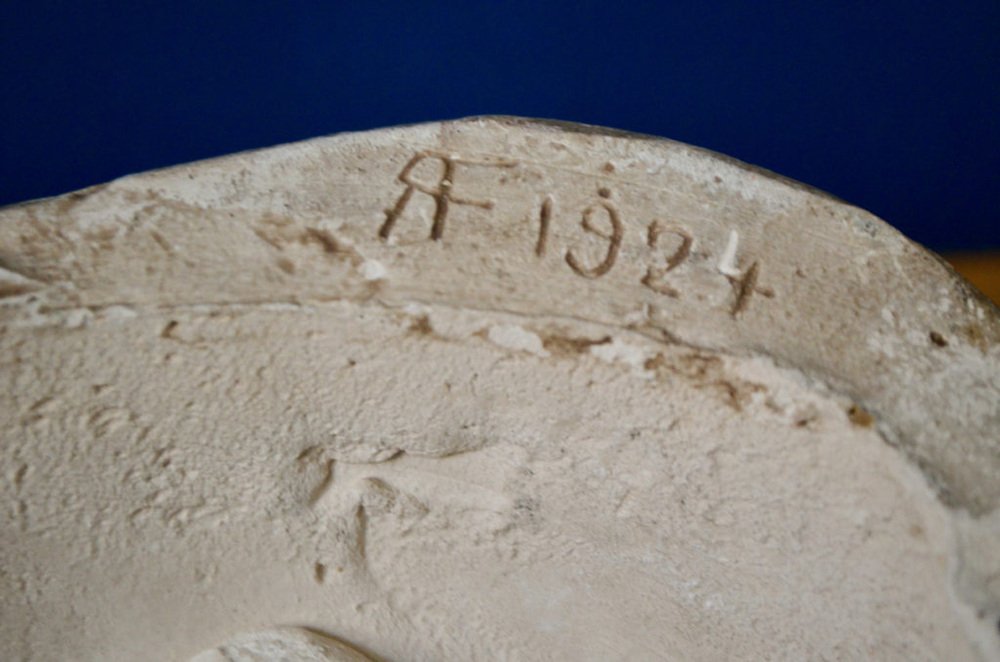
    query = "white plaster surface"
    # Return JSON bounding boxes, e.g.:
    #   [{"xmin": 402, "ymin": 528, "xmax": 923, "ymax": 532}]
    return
[{"xmin": 0, "ymin": 117, "xmax": 997, "ymax": 660}]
